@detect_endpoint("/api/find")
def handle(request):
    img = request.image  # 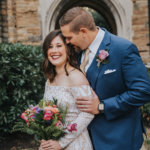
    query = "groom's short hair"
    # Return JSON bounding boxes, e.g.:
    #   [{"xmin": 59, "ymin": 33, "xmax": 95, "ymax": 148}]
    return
[{"xmin": 59, "ymin": 7, "xmax": 96, "ymax": 34}]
